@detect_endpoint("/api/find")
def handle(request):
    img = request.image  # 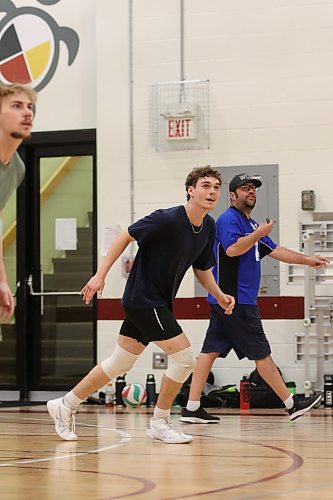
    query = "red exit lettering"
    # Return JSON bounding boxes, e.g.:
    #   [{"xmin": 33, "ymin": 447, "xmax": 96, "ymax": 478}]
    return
[{"xmin": 167, "ymin": 118, "xmax": 192, "ymax": 139}]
